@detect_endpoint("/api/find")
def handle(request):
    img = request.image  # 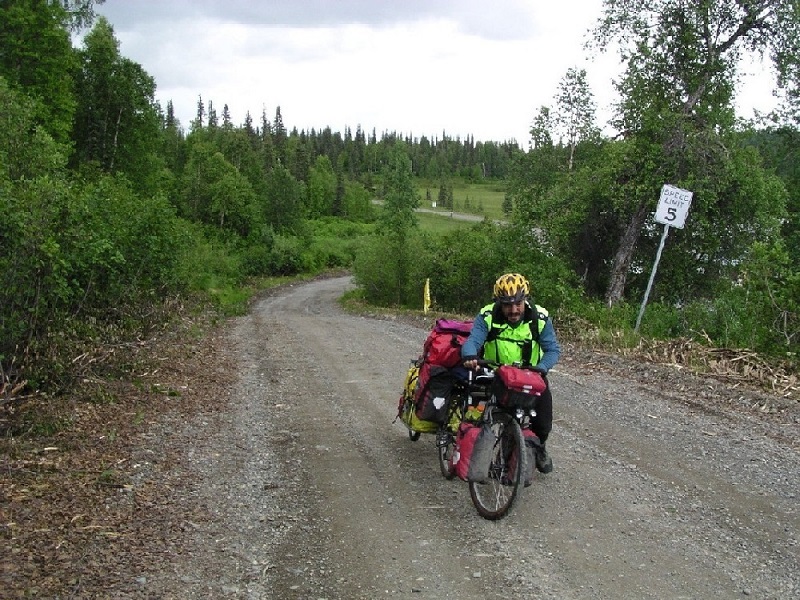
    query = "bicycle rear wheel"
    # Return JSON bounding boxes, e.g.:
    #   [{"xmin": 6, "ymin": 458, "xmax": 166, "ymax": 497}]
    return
[
  {"xmin": 468, "ymin": 410, "xmax": 525, "ymax": 520},
  {"xmin": 437, "ymin": 430, "xmax": 456, "ymax": 479},
  {"xmin": 399, "ymin": 398, "xmax": 422, "ymax": 441}
]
